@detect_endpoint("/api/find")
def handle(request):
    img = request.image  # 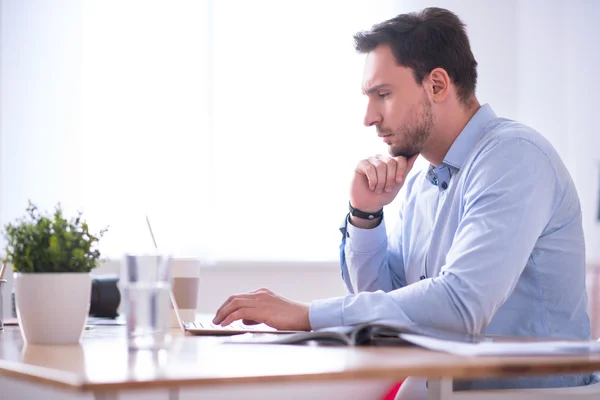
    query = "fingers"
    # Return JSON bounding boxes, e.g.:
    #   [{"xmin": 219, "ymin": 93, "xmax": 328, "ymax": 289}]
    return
[
  {"xmin": 210, "ymin": 289, "xmax": 310, "ymax": 331},
  {"xmin": 356, "ymin": 155, "xmax": 392, "ymax": 193},
  {"xmin": 394, "ymin": 158, "xmax": 407, "ymax": 184},
  {"xmin": 213, "ymin": 289, "xmax": 273, "ymax": 325},
  {"xmin": 394, "ymin": 154, "xmax": 419, "ymax": 184},
  {"xmin": 357, "ymin": 155, "xmax": 415, "ymax": 193},
  {"xmin": 355, "ymin": 159, "xmax": 378, "ymax": 191},
  {"xmin": 367, "ymin": 156, "xmax": 387, "ymax": 193},
  {"xmin": 376, "ymin": 154, "xmax": 398, "ymax": 190},
  {"xmin": 220, "ymin": 309, "xmax": 259, "ymax": 327},
  {"xmin": 213, "ymin": 294, "xmax": 245, "ymax": 320},
  {"xmin": 250, "ymin": 287, "xmax": 271, "ymax": 294},
  {"xmin": 213, "ymin": 296, "xmax": 254, "ymax": 325}
]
